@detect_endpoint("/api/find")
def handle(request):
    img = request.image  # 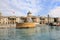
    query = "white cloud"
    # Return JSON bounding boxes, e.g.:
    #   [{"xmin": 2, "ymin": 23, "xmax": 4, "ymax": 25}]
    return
[
  {"xmin": 49, "ymin": 7, "xmax": 60, "ymax": 17},
  {"xmin": 0, "ymin": 0, "xmax": 42, "ymax": 16},
  {"xmin": 0, "ymin": 0, "xmax": 60, "ymax": 16}
]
